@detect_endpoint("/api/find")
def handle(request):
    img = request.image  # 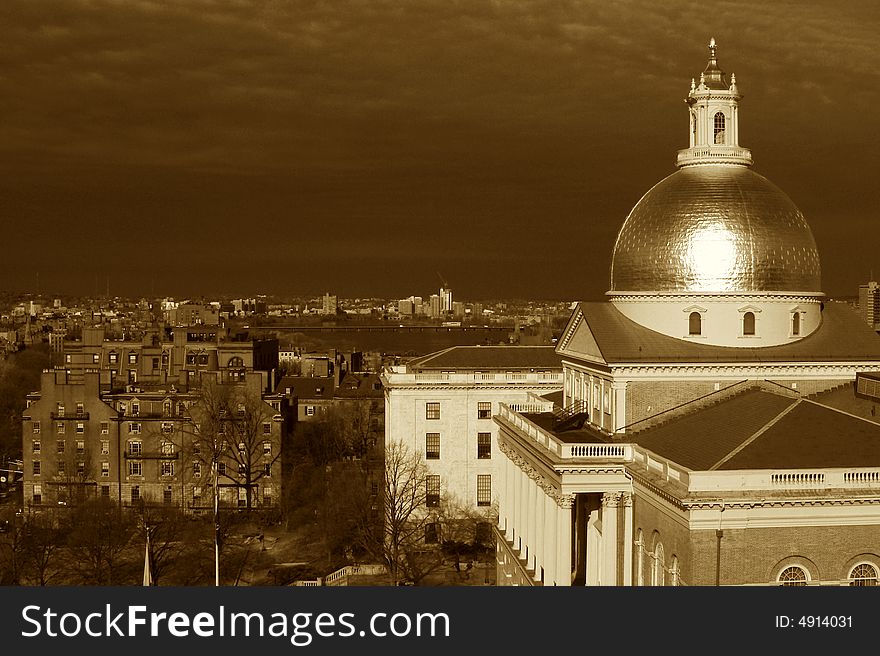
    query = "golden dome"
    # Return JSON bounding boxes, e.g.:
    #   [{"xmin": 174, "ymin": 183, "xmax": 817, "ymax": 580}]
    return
[{"xmin": 610, "ymin": 165, "xmax": 822, "ymax": 294}]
